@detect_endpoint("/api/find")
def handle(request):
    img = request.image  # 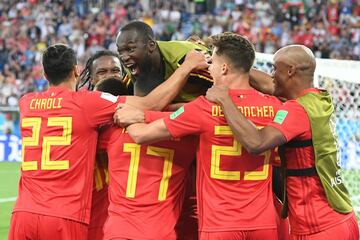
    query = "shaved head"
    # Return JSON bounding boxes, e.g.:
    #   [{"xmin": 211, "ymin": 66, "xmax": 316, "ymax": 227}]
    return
[
  {"xmin": 272, "ymin": 45, "xmax": 317, "ymax": 99},
  {"xmin": 274, "ymin": 45, "xmax": 316, "ymax": 77}
]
